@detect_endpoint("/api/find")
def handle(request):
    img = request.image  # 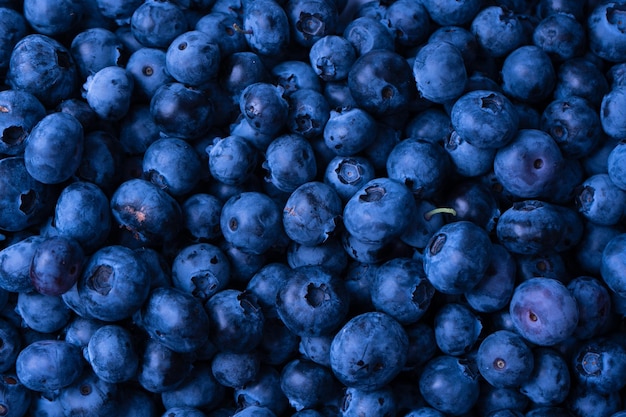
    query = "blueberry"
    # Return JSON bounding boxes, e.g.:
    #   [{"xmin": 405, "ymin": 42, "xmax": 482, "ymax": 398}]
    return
[
  {"xmin": 110, "ymin": 178, "xmax": 183, "ymax": 247},
  {"xmin": 72, "ymin": 245, "xmax": 150, "ymax": 322},
  {"xmin": 340, "ymin": 385, "xmax": 397, "ymax": 417},
  {"xmin": 211, "ymin": 351, "xmax": 260, "ymax": 389},
  {"xmin": 343, "ymin": 177, "xmax": 415, "ymax": 245},
  {"xmin": 24, "ymin": 112, "xmax": 84, "ymax": 185},
  {"xmin": 285, "ymin": 0, "xmax": 338, "ymax": 48},
  {"xmin": 53, "ymin": 181, "xmax": 112, "ymax": 254},
  {"xmin": 424, "ymin": 220, "xmax": 493, "ymax": 295},
  {"xmin": 166, "ymin": 30, "xmax": 221, "ymax": 87},
  {"xmin": 240, "ymin": 82, "xmax": 289, "ymax": 137},
  {"xmin": 234, "ymin": 365, "xmax": 289, "ymax": 416},
  {"xmin": 608, "ymin": 142, "xmax": 626, "ymax": 191},
  {"xmin": 509, "ymin": 277, "xmax": 579, "ymax": 346},
  {"xmin": 28, "ymin": 235, "xmax": 83, "ymax": 297},
  {"xmin": 71, "ymin": 28, "xmax": 123, "ymax": 80},
  {"xmin": 520, "ymin": 348, "xmax": 571, "ymax": 406},
  {"xmin": 554, "ymin": 57, "xmax": 609, "ymax": 108},
  {"xmin": 137, "ymin": 338, "xmax": 192, "ymax": 394},
  {"xmin": 309, "ymin": 35, "xmax": 356, "ymax": 82},
  {"xmin": 323, "ymin": 107, "xmax": 377, "ymax": 157},
  {"xmin": 0, "ymin": 157, "xmax": 55, "ymax": 232},
  {"xmin": 342, "ymin": 16, "xmax": 394, "ymax": 56},
  {"xmin": 0, "ymin": 90, "xmax": 46, "ymax": 156},
  {"xmin": 0, "ymin": 235, "xmax": 43, "ymax": 293},
  {"xmin": 287, "ymin": 88, "xmax": 330, "ymax": 139},
  {"xmin": 131, "ymin": 0, "xmax": 187, "ymax": 49},
  {"xmin": 496, "ymin": 200, "xmax": 566, "ymax": 255},
  {"xmin": 601, "ymin": 233, "xmax": 626, "ymax": 297},
  {"xmin": 588, "ymin": 2, "xmax": 626, "ymax": 62},
  {"xmin": 272, "ymin": 60, "xmax": 321, "ymax": 96},
  {"xmin": 125, "ymin": 47, "xmax": 174, "ymax": 101},
  {"xmin": 85, "ymin": 324, "xmax": 139, "ymax": 384},
  {"xmin": 143, "ymin": 137, "xmax": 202, "ymax": 196},
  {"xmin": 329, "ymin": 312, "xmax": 408, "ymax": 391},
  {"xmin": 208, "ymin": 135, "xmax": 258, "ymax": 186},
  {"xmin": 140, "ymin": 286, "xmax": 210, "ymax": 353},
  {"xmin": 0, "ymin": 320, "xmax": 20, "ymax": 373},
  {"xmin": 0, "ymin": 7, "xmax": 27, "ymax": 73},
  {"xmin": 7, "ymin": 34, "xmax": 78, "ymax": 107},
  {"xmin": 421, "ymin": 0, "xmax": 481, "ymax": 27},
  {"xmin": 24, "ymin": 0, "xmax": 83, "ymax": 36},
  {"xmin": 600, "ymin": 87, "xmax": 626, "ymax": 140},
  {"xmin": 347, "ymin": 49, "xmax": 415, "ymax": 117},
  {"xmin": 205, "ymin": 289, "xmax": 264, "ymax": 353},
  {"xmin": 195, "ymin": 12, "xmax": 248, "ymax": 58},
  {"xmin": 387, "ymin": 138, "xmax": 451, "ymax": 198},
  {"xmin": 412, "ymin": 40, "xmax": 467, "ymax": 104},
  {"xmin": 58, "ymin": 369, "xmax": 119, "ymax": 417},
  {"xmin": 276, "ymin": 265, "xmax": 349, "ymax": 337},
  {"xmin": 572, "ymin": 337, "xmax": 626, "ymax": 394},
  {"xmin": 494, "ymin": 129, "xmax": 565, "ymax": 199},
  {"xmin": 280, "ymin": 358, "xmax": 336, "ymax": 411},
  {"xmin": 172, "ymin": 243, "xmax": 230, "ymax": 302},
  {"xmin": 575, "ymin": 173, "xmax": 626, "ymax": 226},
  {"xmin": 283, "ymin": 182, "xmax": 341, "ymax": 247},
  {"xmin": 241, "ymin": 0, "xmax": 290, "ymax": 57},
  {"xmin": 370, "ymin": 257, "xmax": 434, "ymax": 325},
  {"xmin": 0, "ymin": 374, "xmax": 31, "ymax": 417},
  {"xmin": 220, "ymin": 191, "xmax": 282, "ymax": 255},
  {"xmin": 501, "ymin": 45, "xmax": 556, "ymax": 103},
  {"xmin": 533, "ymin": 12, "xmax": 585, "ymax": 61},
  {"xmin": 451, "ymin": 89, "xmax": 519, "ymax": 150},
  {"xmin": 542, "ymin": 97, "xmax": 602, "ymax": 160},
  {"xmin": 16, "ymin": 340, "xmax": 83, "ymax": 392},
  {"xmin": 477, "ymin": 330, "xmax": 534, "ymax": 388},
  {"xmin": 161, "ymin": 362, "xmax": 224, "ymax": 411},
  {"xmin": 418, "ymin": 355, "xmax": 480, "ymax": 415},
  {"xmin": 150, "ymin": 82, "xmax": 214, "ymax": 140},
  {"xmin": 471, "ymin": 6, "xmax": 525, "ymax": 59},
  {"xmin": 434, "ymin": 302, "xmax": 482, "ymax": 357},
  {"xmin": 263, "ymin": 133, "xmax": 317, "ymax": 193}
]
